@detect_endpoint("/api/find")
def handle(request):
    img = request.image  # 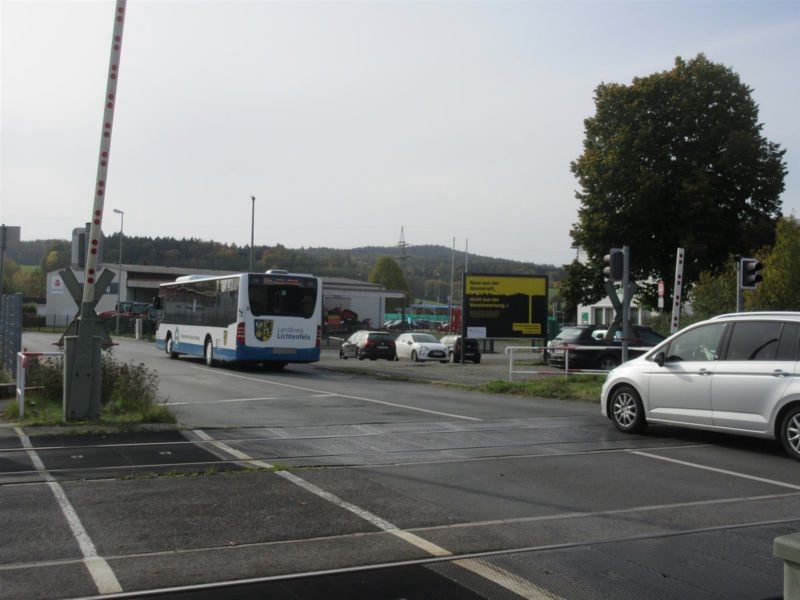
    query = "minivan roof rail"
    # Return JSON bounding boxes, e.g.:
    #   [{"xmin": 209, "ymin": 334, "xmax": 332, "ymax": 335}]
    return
[{"xmin": 711, "ymin": 311, "xmax": 800, "ymax": 320}]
